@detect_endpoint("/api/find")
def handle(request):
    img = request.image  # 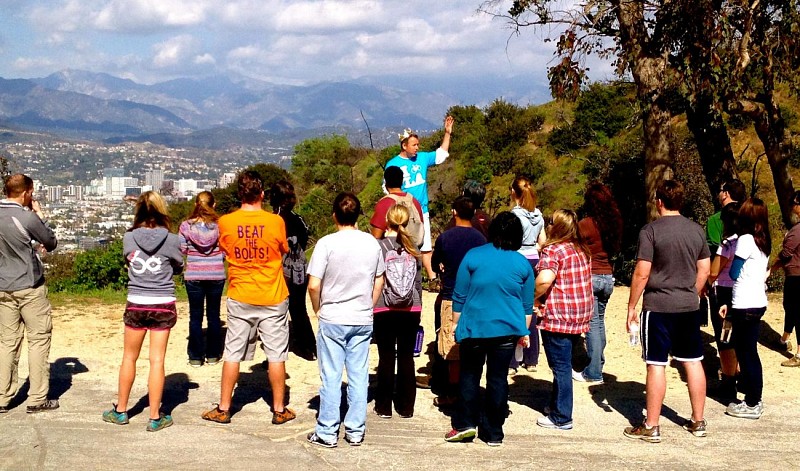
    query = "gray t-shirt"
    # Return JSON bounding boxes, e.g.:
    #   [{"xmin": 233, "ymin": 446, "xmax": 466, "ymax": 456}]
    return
[
  {"xmin": 636, "ymin": 215, "xmax": 710, "ymax": 313},
  {"xmin": 307, "ymin": 229, "xmax": 385, "ymax": 325}
]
